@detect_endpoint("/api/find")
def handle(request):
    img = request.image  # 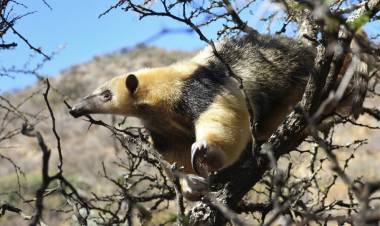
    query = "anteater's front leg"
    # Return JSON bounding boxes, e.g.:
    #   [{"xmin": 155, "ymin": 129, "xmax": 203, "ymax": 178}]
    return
[{"xmin": 191, "ymin": 95, "xmax": 251, "ymax": 176}]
